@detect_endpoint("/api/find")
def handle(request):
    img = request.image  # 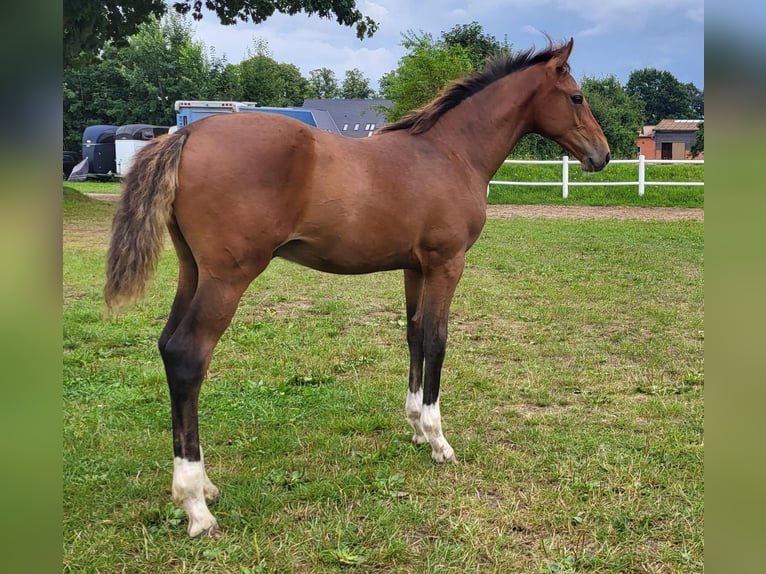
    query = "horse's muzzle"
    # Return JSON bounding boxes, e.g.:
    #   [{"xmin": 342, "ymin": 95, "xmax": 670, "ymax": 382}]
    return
[{"xmin": 583, "ymin": 151, "xmax": 610, "ymax": 172}]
